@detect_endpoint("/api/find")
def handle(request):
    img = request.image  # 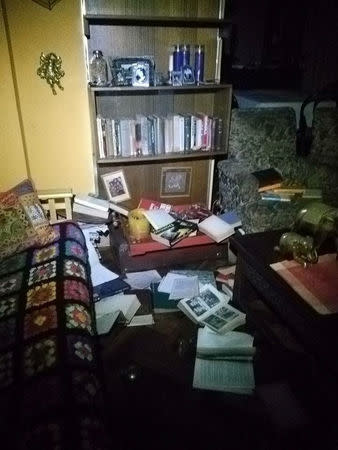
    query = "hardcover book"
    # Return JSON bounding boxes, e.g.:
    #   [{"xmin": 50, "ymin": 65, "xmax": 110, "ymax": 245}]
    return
[
  {"xmin": 150, "ymin": 218, "xmax": 198, "ymax": 247},
  {"xmin": 178, "ymin": 284, "xmax": 245, "ymax": 334},
  {"xmin": 251, "ymin": 168, "xmax": 283, "ymax": 192}
]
